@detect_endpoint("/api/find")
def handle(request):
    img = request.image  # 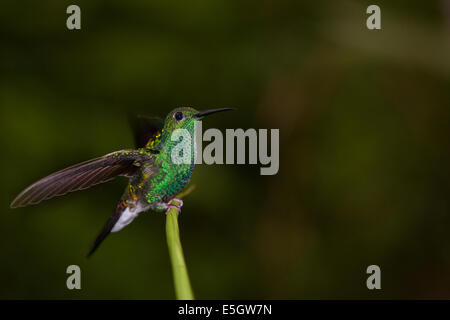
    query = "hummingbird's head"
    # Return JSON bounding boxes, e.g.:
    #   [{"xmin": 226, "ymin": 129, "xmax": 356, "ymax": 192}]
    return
[
  {"xmin": 160, "ymin": 107, "xmax": 234, "ymax": 158},
  {"xmin": 163, "ymin": 106, "xmax": 234, "ymax": 132}
]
